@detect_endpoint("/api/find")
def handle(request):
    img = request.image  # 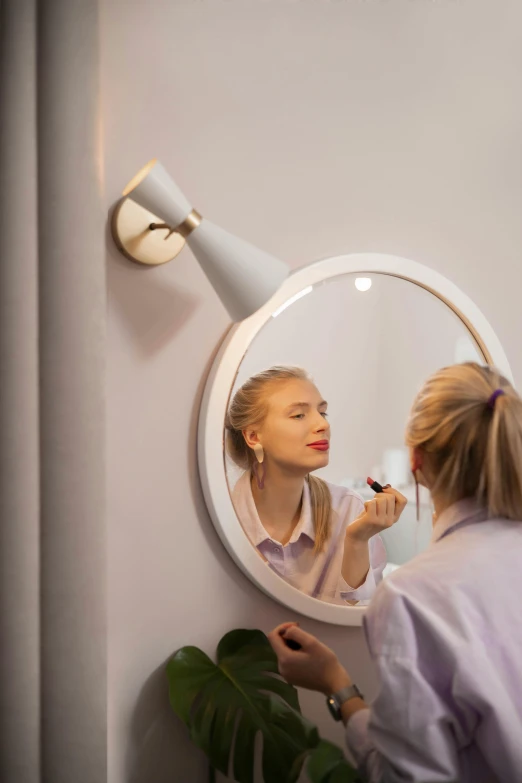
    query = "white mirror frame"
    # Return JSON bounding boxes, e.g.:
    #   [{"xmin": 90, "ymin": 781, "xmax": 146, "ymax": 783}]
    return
[{"xmin": 198, "ymin": 254, "xmax": 513, "ymax": 626}]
